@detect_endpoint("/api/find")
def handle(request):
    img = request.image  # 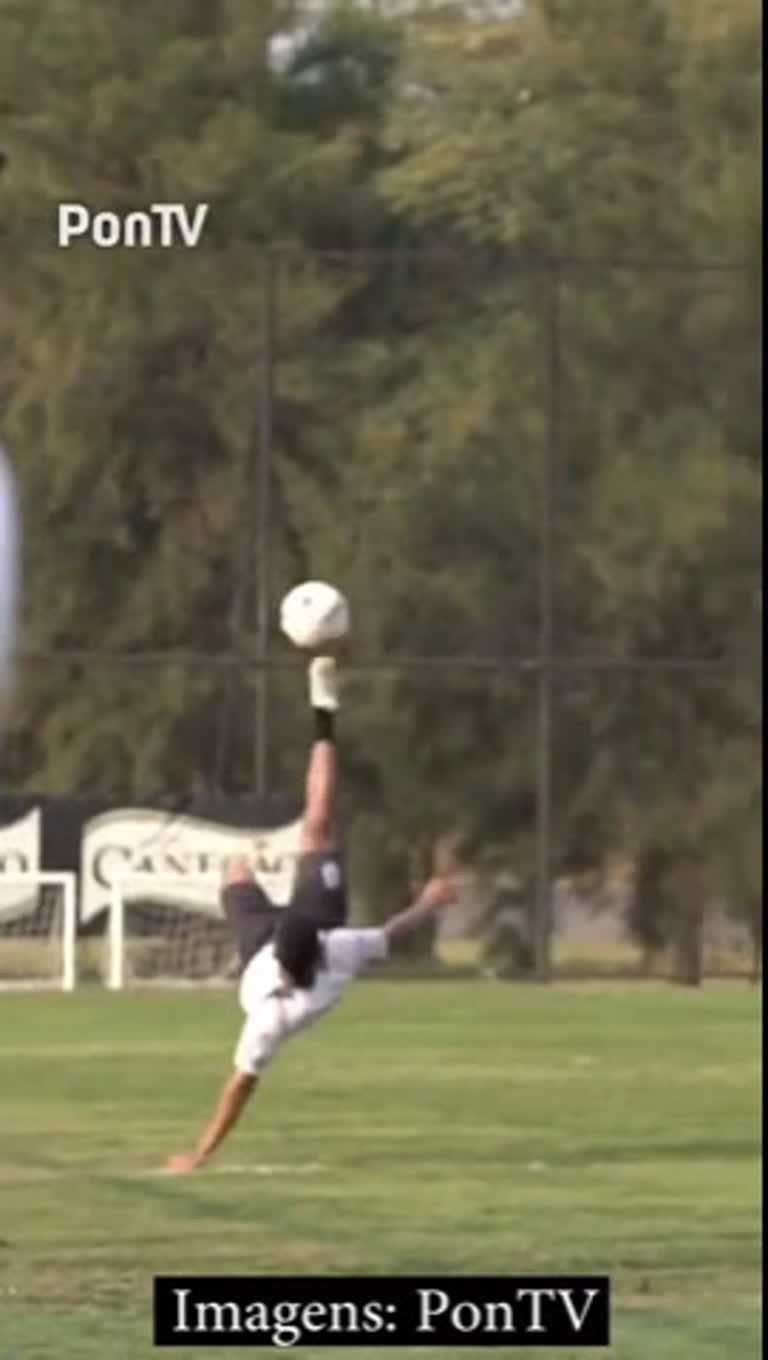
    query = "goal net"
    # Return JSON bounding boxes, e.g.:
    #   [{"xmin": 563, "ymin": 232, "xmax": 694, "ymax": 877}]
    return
[
  {"xmin": 0, "ymin": 872, "xmax": 77, "ymax": 991},
  {"xmin": 106, "ymin": 873, "xmax": 246, "ymax": 988}
]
